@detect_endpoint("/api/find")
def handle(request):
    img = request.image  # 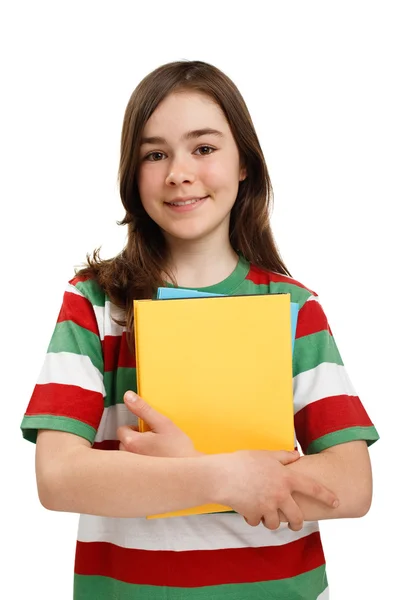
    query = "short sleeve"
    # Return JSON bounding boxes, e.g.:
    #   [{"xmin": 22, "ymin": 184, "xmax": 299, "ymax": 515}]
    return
[
  {"xmin": 293, "ymin": 293, "xmax": 379, "ymax": 455},
  {"xmin": 20, "ymin": 277, "xmax": 106, "ymax": 444}
]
